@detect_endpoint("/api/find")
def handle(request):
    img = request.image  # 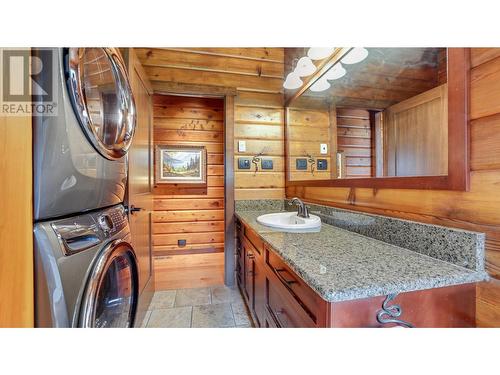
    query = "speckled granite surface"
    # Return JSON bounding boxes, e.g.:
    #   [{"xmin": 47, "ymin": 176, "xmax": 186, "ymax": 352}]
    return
[
  {"xmin": 235, "ymin": 199, "xmax": 284, "ymax": 212},
  {"xmin": 235, "ymin": 210, "xmax": 488, "ymax": 303},
  {"xmin": 284, "ymin": 200, "xmax": 485, "ymax": 272}
]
